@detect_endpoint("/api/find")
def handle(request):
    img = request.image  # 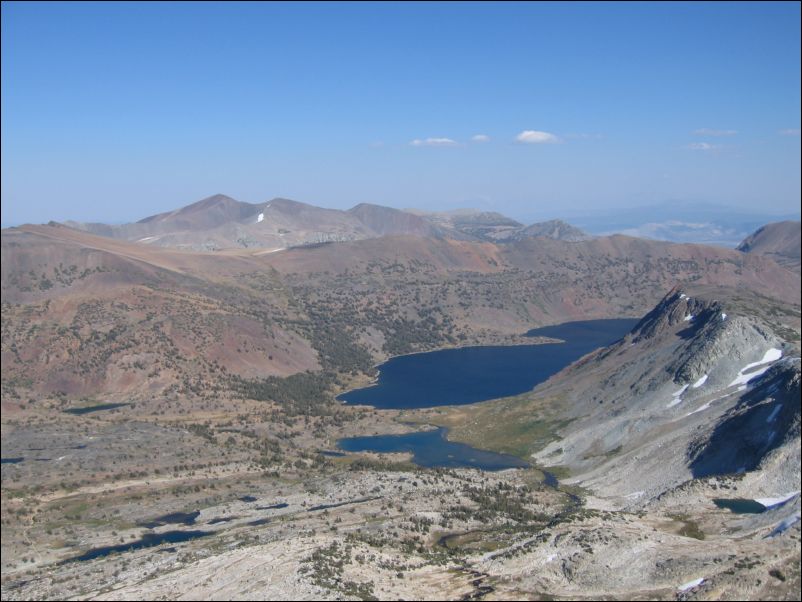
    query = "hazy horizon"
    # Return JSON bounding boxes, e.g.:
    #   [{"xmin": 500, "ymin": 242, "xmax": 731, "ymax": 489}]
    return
[
  {"xmin": 2, "ymin": 2, "xmax": 800, "ymax": 226},
  {"xmin": 2, "ymin": 190, "xmax": 800, "ymax": 231}
]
